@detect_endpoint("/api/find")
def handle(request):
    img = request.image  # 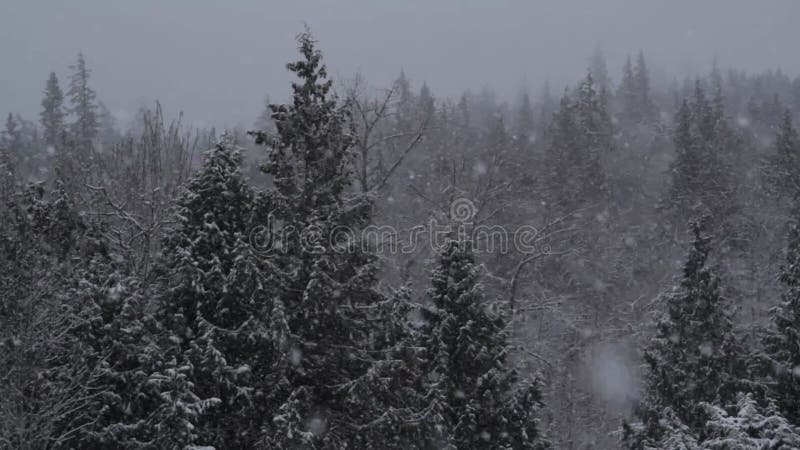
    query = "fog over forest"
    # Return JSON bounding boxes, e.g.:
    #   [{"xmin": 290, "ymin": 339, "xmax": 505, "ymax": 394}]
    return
[
  {"xmin": 2, "ymin": 1, "xmax": 800, "ymax": 125},
  {"xmin": 3, "ymin": 2, "xmax": 800, "ymax": 449}
]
